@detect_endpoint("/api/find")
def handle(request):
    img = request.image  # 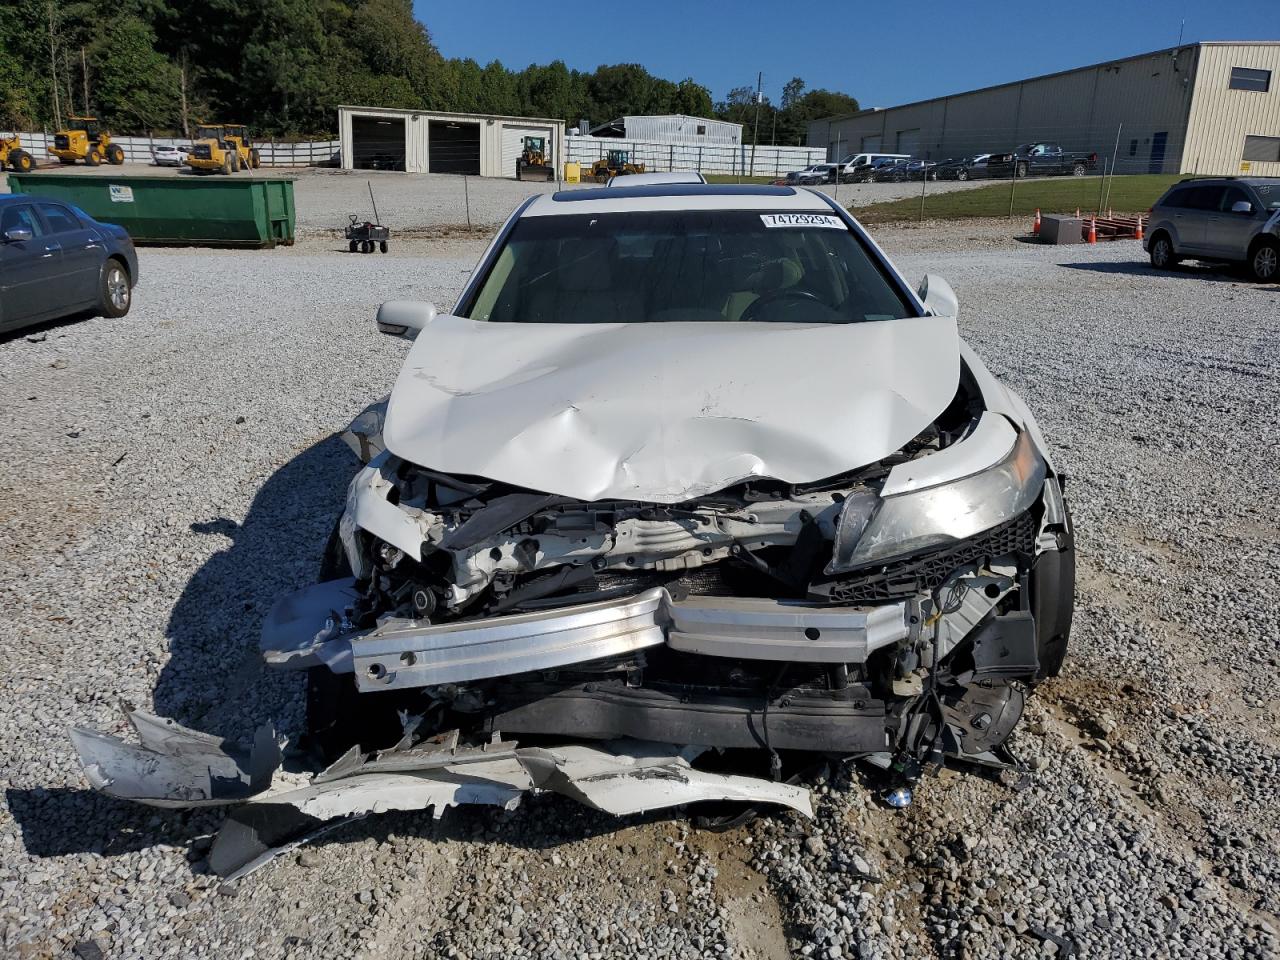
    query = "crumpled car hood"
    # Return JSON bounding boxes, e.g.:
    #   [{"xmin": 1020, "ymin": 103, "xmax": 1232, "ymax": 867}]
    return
[{"xmin": 383, "ymin": 313, "xmax": 960, "ymax": 503}]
